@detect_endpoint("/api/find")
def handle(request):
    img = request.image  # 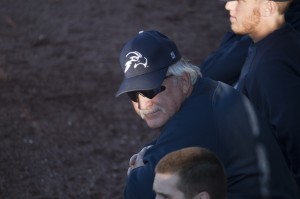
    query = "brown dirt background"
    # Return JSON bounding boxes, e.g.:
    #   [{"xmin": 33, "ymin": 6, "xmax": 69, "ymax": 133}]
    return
[{"xmin": 0, "ymin": 0, "xmax": 229, "ymax": 198}]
